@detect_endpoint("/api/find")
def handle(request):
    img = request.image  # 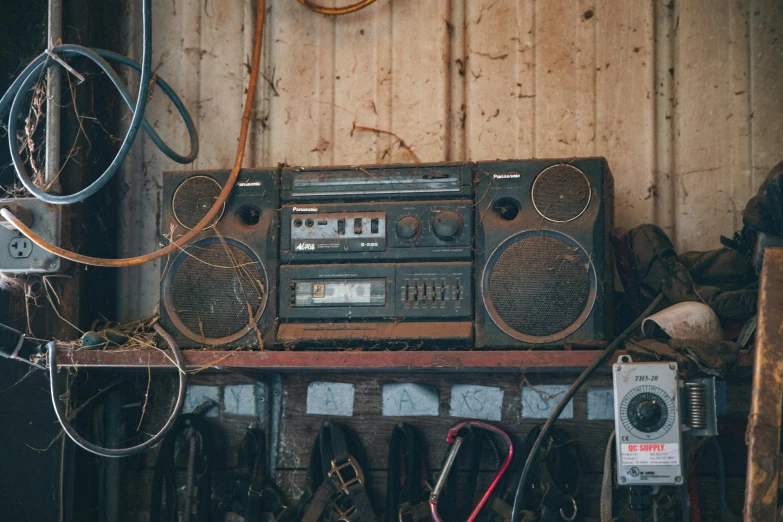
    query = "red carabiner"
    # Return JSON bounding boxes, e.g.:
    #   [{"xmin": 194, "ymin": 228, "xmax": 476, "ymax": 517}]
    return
[{"xmin": 429, "ymin": 420, "xmax": 514, "ymax": 522}]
